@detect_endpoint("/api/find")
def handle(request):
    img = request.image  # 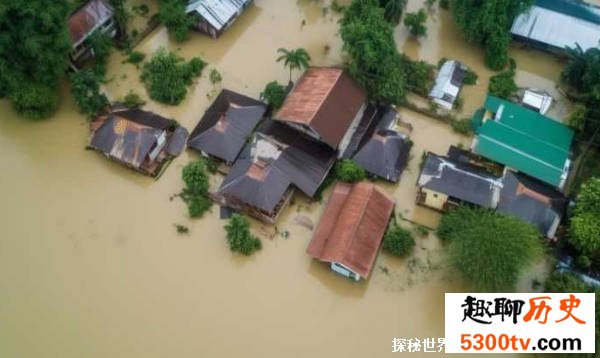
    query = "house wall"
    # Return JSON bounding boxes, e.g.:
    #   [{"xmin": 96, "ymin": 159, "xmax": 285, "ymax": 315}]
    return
[
  {"xmin": 330, "ymin": 262, "xmax": 360, "ymax": 281},
  {"xmin": 337, "ymin": 103, "xmax": 367, "ymax": 158},
  {"xmin": 419, "ymin": 188, "xmax": 448, "ymax": 211}
]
